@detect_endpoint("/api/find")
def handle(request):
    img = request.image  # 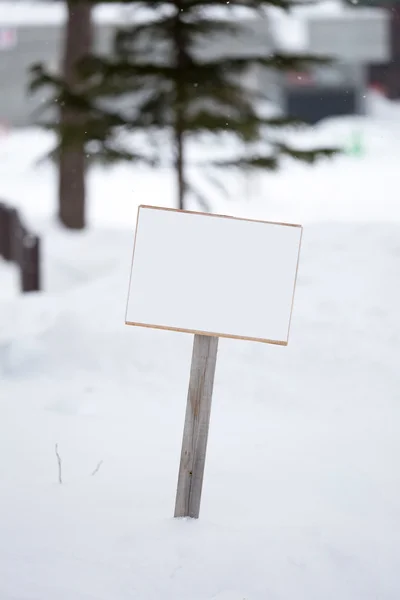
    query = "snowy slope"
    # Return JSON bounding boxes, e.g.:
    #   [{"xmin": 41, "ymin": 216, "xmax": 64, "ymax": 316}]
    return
[{"xmin": 1, "ymin": 94, "xmax": 400, "ymax": 599}]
